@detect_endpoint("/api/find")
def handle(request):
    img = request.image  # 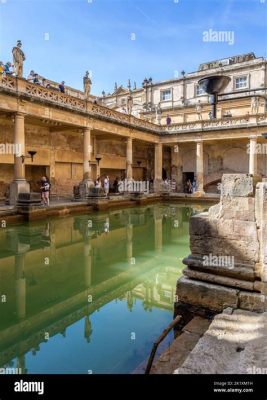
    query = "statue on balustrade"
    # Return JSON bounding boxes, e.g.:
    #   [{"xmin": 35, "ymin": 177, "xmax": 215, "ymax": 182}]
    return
[
  {"xmin": 195, "ymin": 100, "xmax": 202, "ymax": 120},
  {"xmin": 83, "ymin": 71, "xmax": 92, "ymax": 99},
  {"xmin": 251, "ymin": 96, "xmax": 259, "ymax": 114},
  {"xmin": 12, "ymin": 40, "xmax": 25, "ymax": 78}
]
